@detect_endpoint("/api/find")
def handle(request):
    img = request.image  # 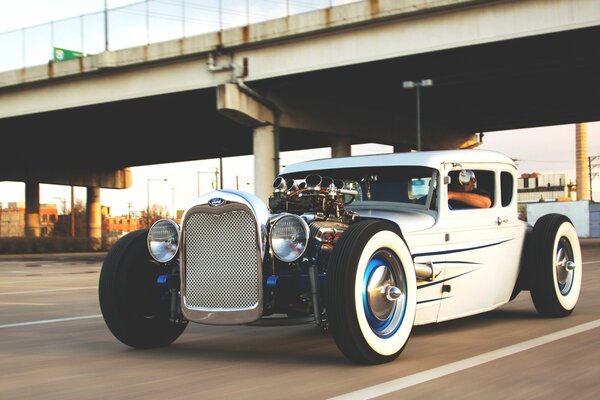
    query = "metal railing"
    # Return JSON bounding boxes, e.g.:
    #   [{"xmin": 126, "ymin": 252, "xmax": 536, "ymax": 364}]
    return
[{"xmin": 0, "ymin": 0, "xmax": 360, "ymax": 73}]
